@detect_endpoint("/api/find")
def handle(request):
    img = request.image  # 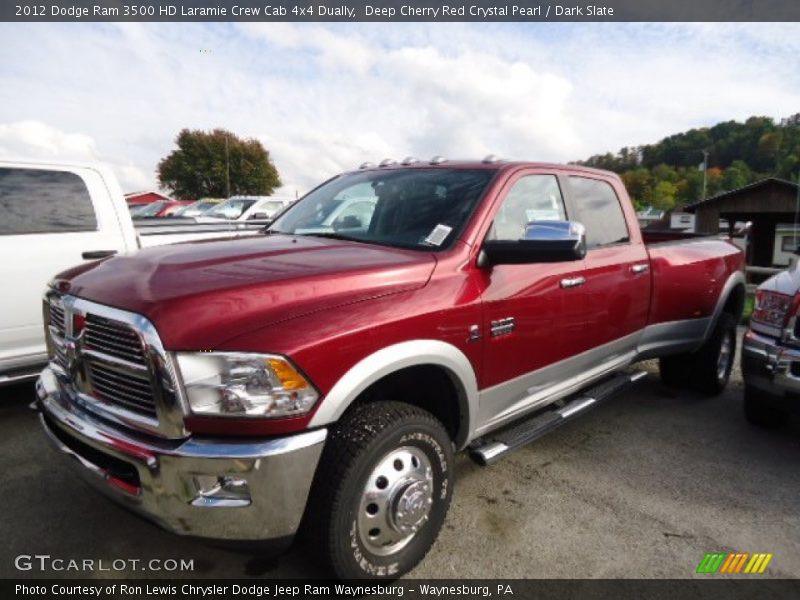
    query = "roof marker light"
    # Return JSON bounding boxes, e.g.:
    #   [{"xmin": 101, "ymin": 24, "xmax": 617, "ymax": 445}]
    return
[
  {"xmin": 482, "ymin": 154, "xmax": 502, "ymax": 163},
  {"xmin": 379, "ymin": 158, "xmax": 397, "ymax": 167},
  {"xmin": 430, "ymin": 156, "xmax": 448, "ymax": 165},
  {"xmin": 401, "ymin": 156, "xmax": 420, "ymax": 166},
  {"xmin": 359, "ymin": 162, "xmax": 375, "ymax": 169}
]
